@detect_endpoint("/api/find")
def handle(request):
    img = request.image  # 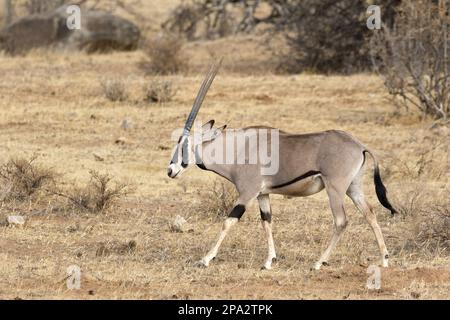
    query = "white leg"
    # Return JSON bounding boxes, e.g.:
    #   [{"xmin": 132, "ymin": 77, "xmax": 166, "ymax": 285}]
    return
[
  {"xmin": 261, "ymin": 220, "xmax": 276, "ymax": 269},
  {"xmin": 258, "ymin": 194, "xmax": 276, "ymax": 270},
  {"xmin": 199, "ymin": 217, "xmax": 238, "ymax": 267}
]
